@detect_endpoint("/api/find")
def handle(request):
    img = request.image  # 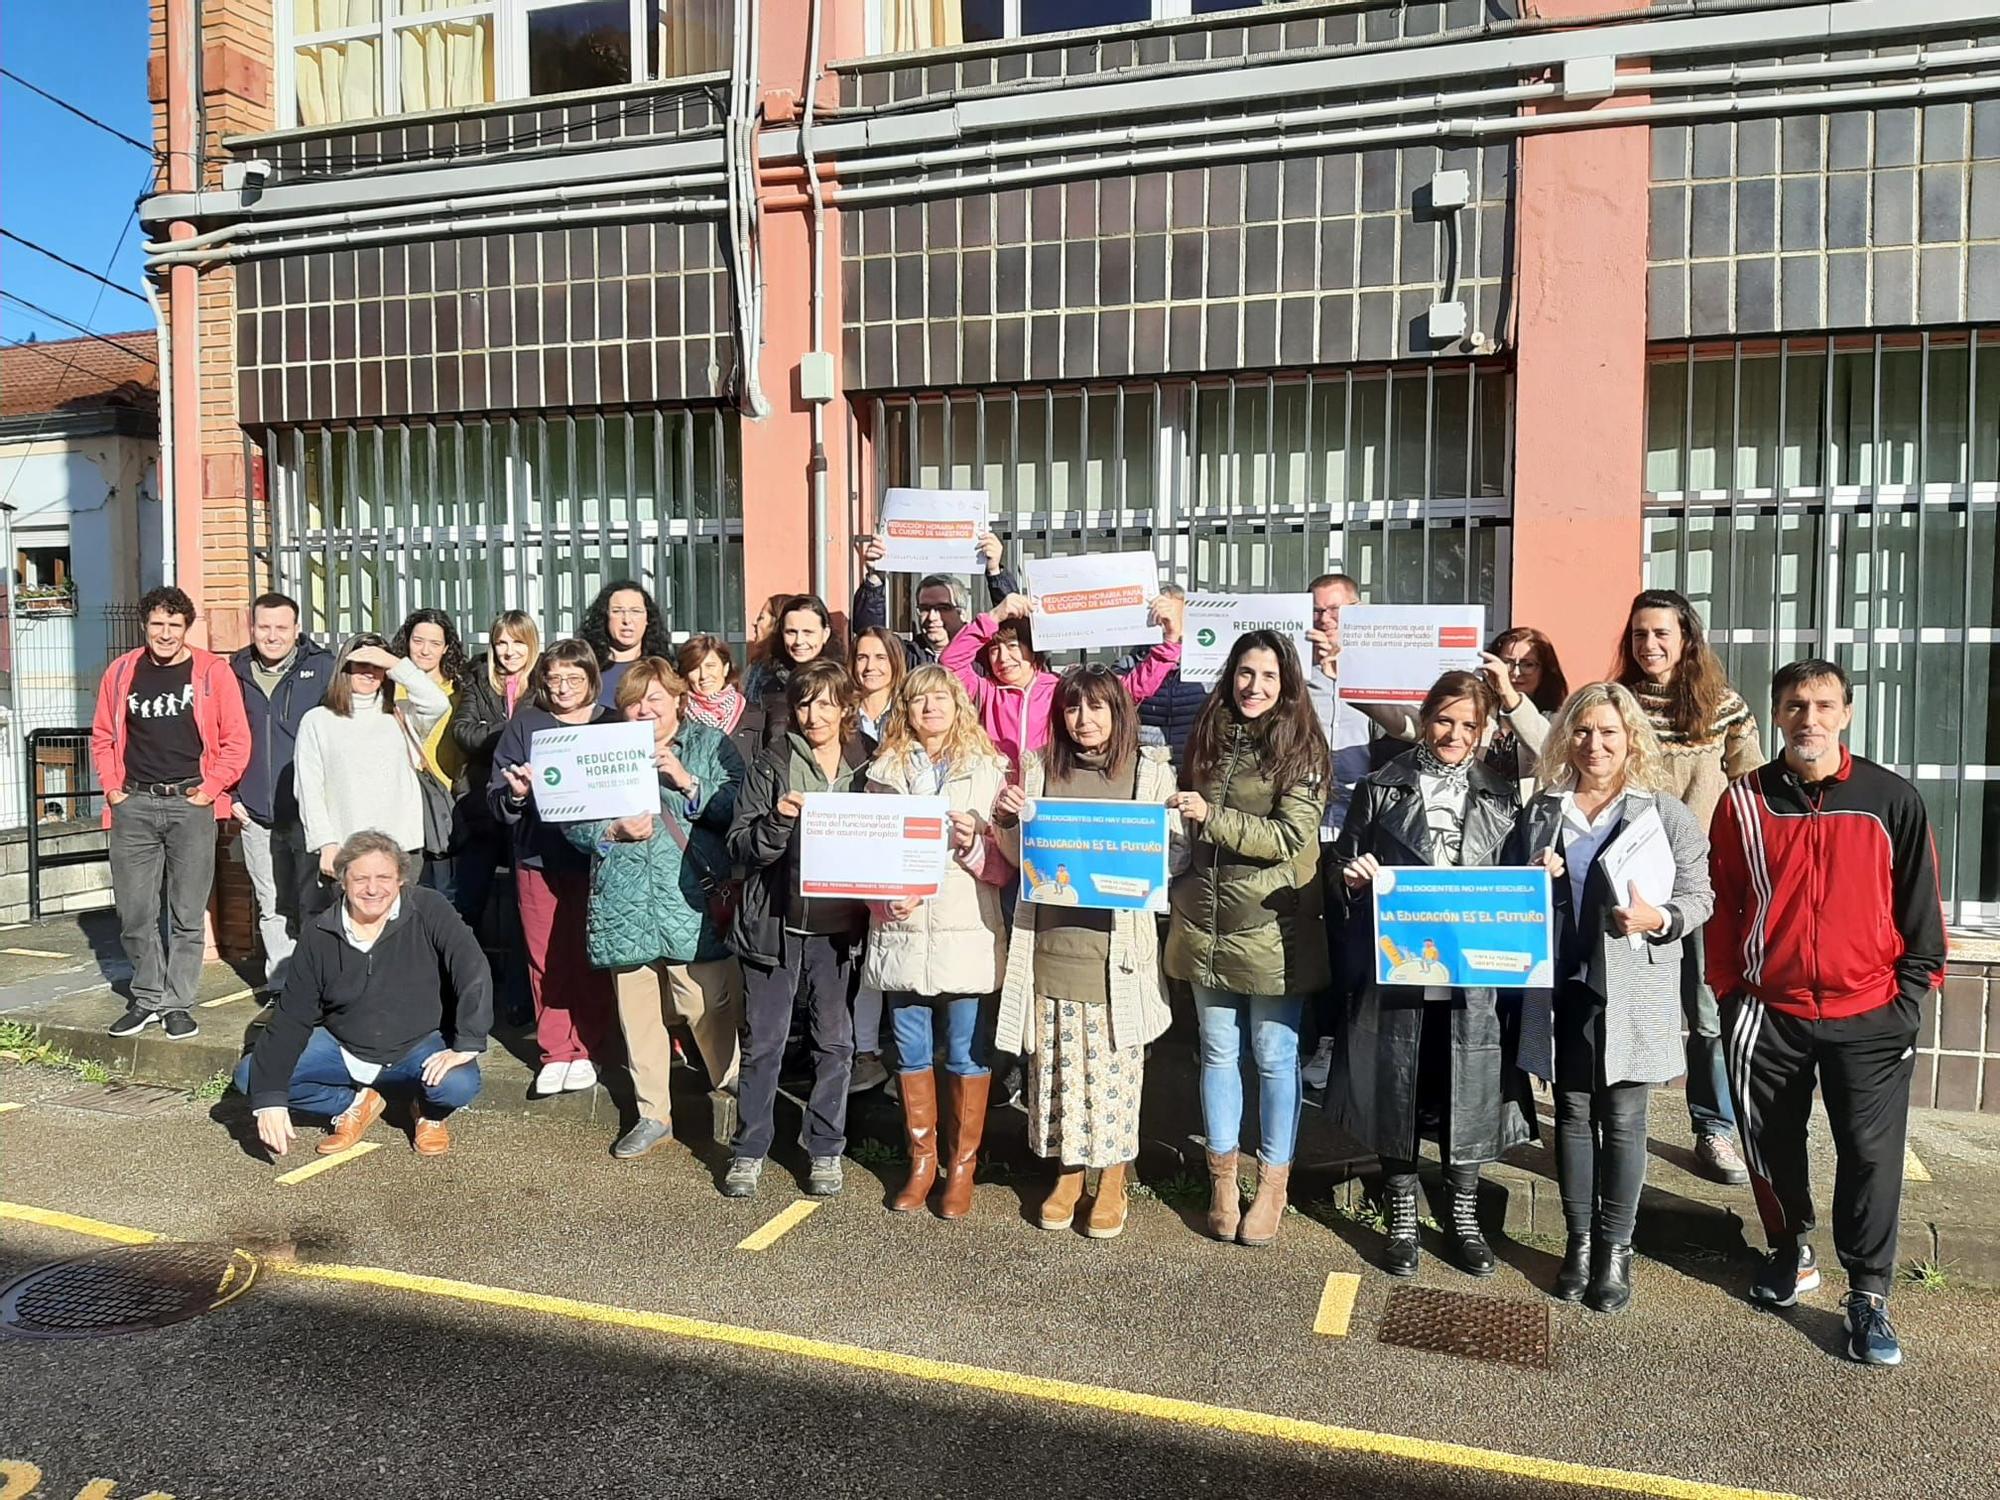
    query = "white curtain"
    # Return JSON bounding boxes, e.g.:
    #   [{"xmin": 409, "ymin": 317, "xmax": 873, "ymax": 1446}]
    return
[
  {"xmin": 660, "ymin": 0, "xmax": 731, "ymax": 79},
  {"xmin": 296, "ymin": 39, "xmax": 381, "ymax": 125},
  {"xmin": 398, "ymin": 5, "xmax": 494, "ymax": 113},
  {"xmin": 882, "ymin": 0, "xmax": 965, "ymax": 53}
]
